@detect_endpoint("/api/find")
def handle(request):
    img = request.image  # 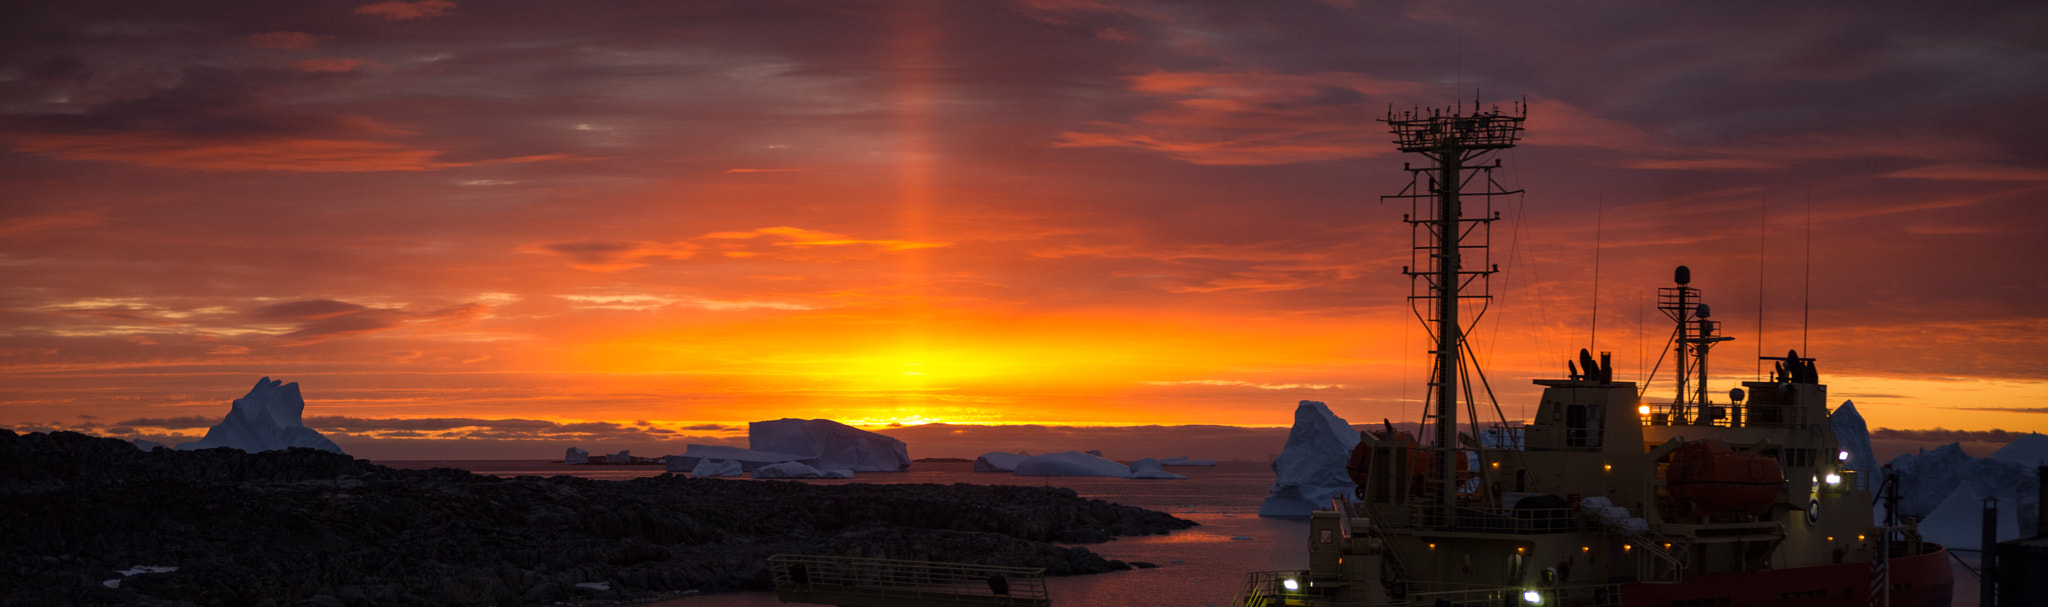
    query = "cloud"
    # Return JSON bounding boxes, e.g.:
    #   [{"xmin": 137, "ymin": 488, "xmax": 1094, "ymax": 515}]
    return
[
  {"xmin": 521, "ymin": 240, "xmax": 699, "ymax": 272},
  {"xmin": 1140, "ymin": 379, "xmax": 1345, "ymax": 390},
  {"xmin": 354, "ymin": 0, "xmax": 456, "ymax": 21},
  {"xmin": 10, "ymin": 133, "xmax": 457, "ymax": 173},
  {"xmin": 710, "ymin": 226, "xmax": 951, "ymax": 251},
  {"xmin": 1053, "ymin": 70, "xmax": 1428, "ymax": 165},
  {"xmin": 114, "ymin": 416, "xmax": 220, "ymax": 429},
  {"xmin": 252, "ymin": 299, "xmax": 493, "ymax": 345},
  {"xmin": 1881, "ymin": 164, "xmax": 2048, "ymax": 182},
  {"xmin": 247, "ymin": 32, "xmax": 328, "ymax": 50},
  {"xmin": 288, "ymin": 58, "xmax": 367, "ymax": 73}
]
